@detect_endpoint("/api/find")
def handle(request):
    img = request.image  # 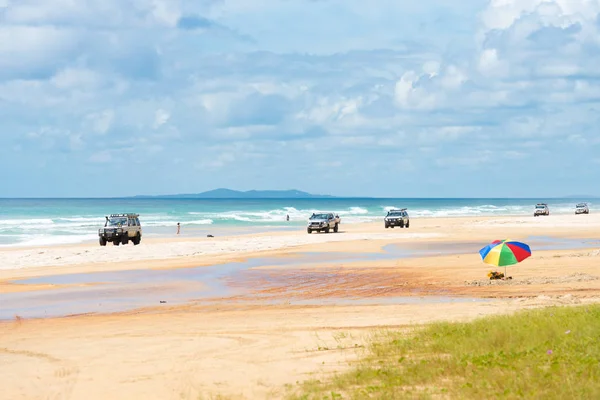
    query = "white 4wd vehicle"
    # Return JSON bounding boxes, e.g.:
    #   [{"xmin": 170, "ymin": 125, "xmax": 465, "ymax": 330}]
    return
[
  {"xmin": 533, "ymin": 203, "xmax": 549, "ymax": 217},
  {"xmin": 575, "ymin": 203, "xmax": 589, "ymax": 215},
  {"xmin": 99, "ymin": 213, "xmax": 142, "ymax": 246},
  {"xmin": 307, "ymin": 212, "xmax": 340, "ymax": 234},
  {"xmin": 384, "ymin": 209, "xmax": 410, "ymax": 228}
]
